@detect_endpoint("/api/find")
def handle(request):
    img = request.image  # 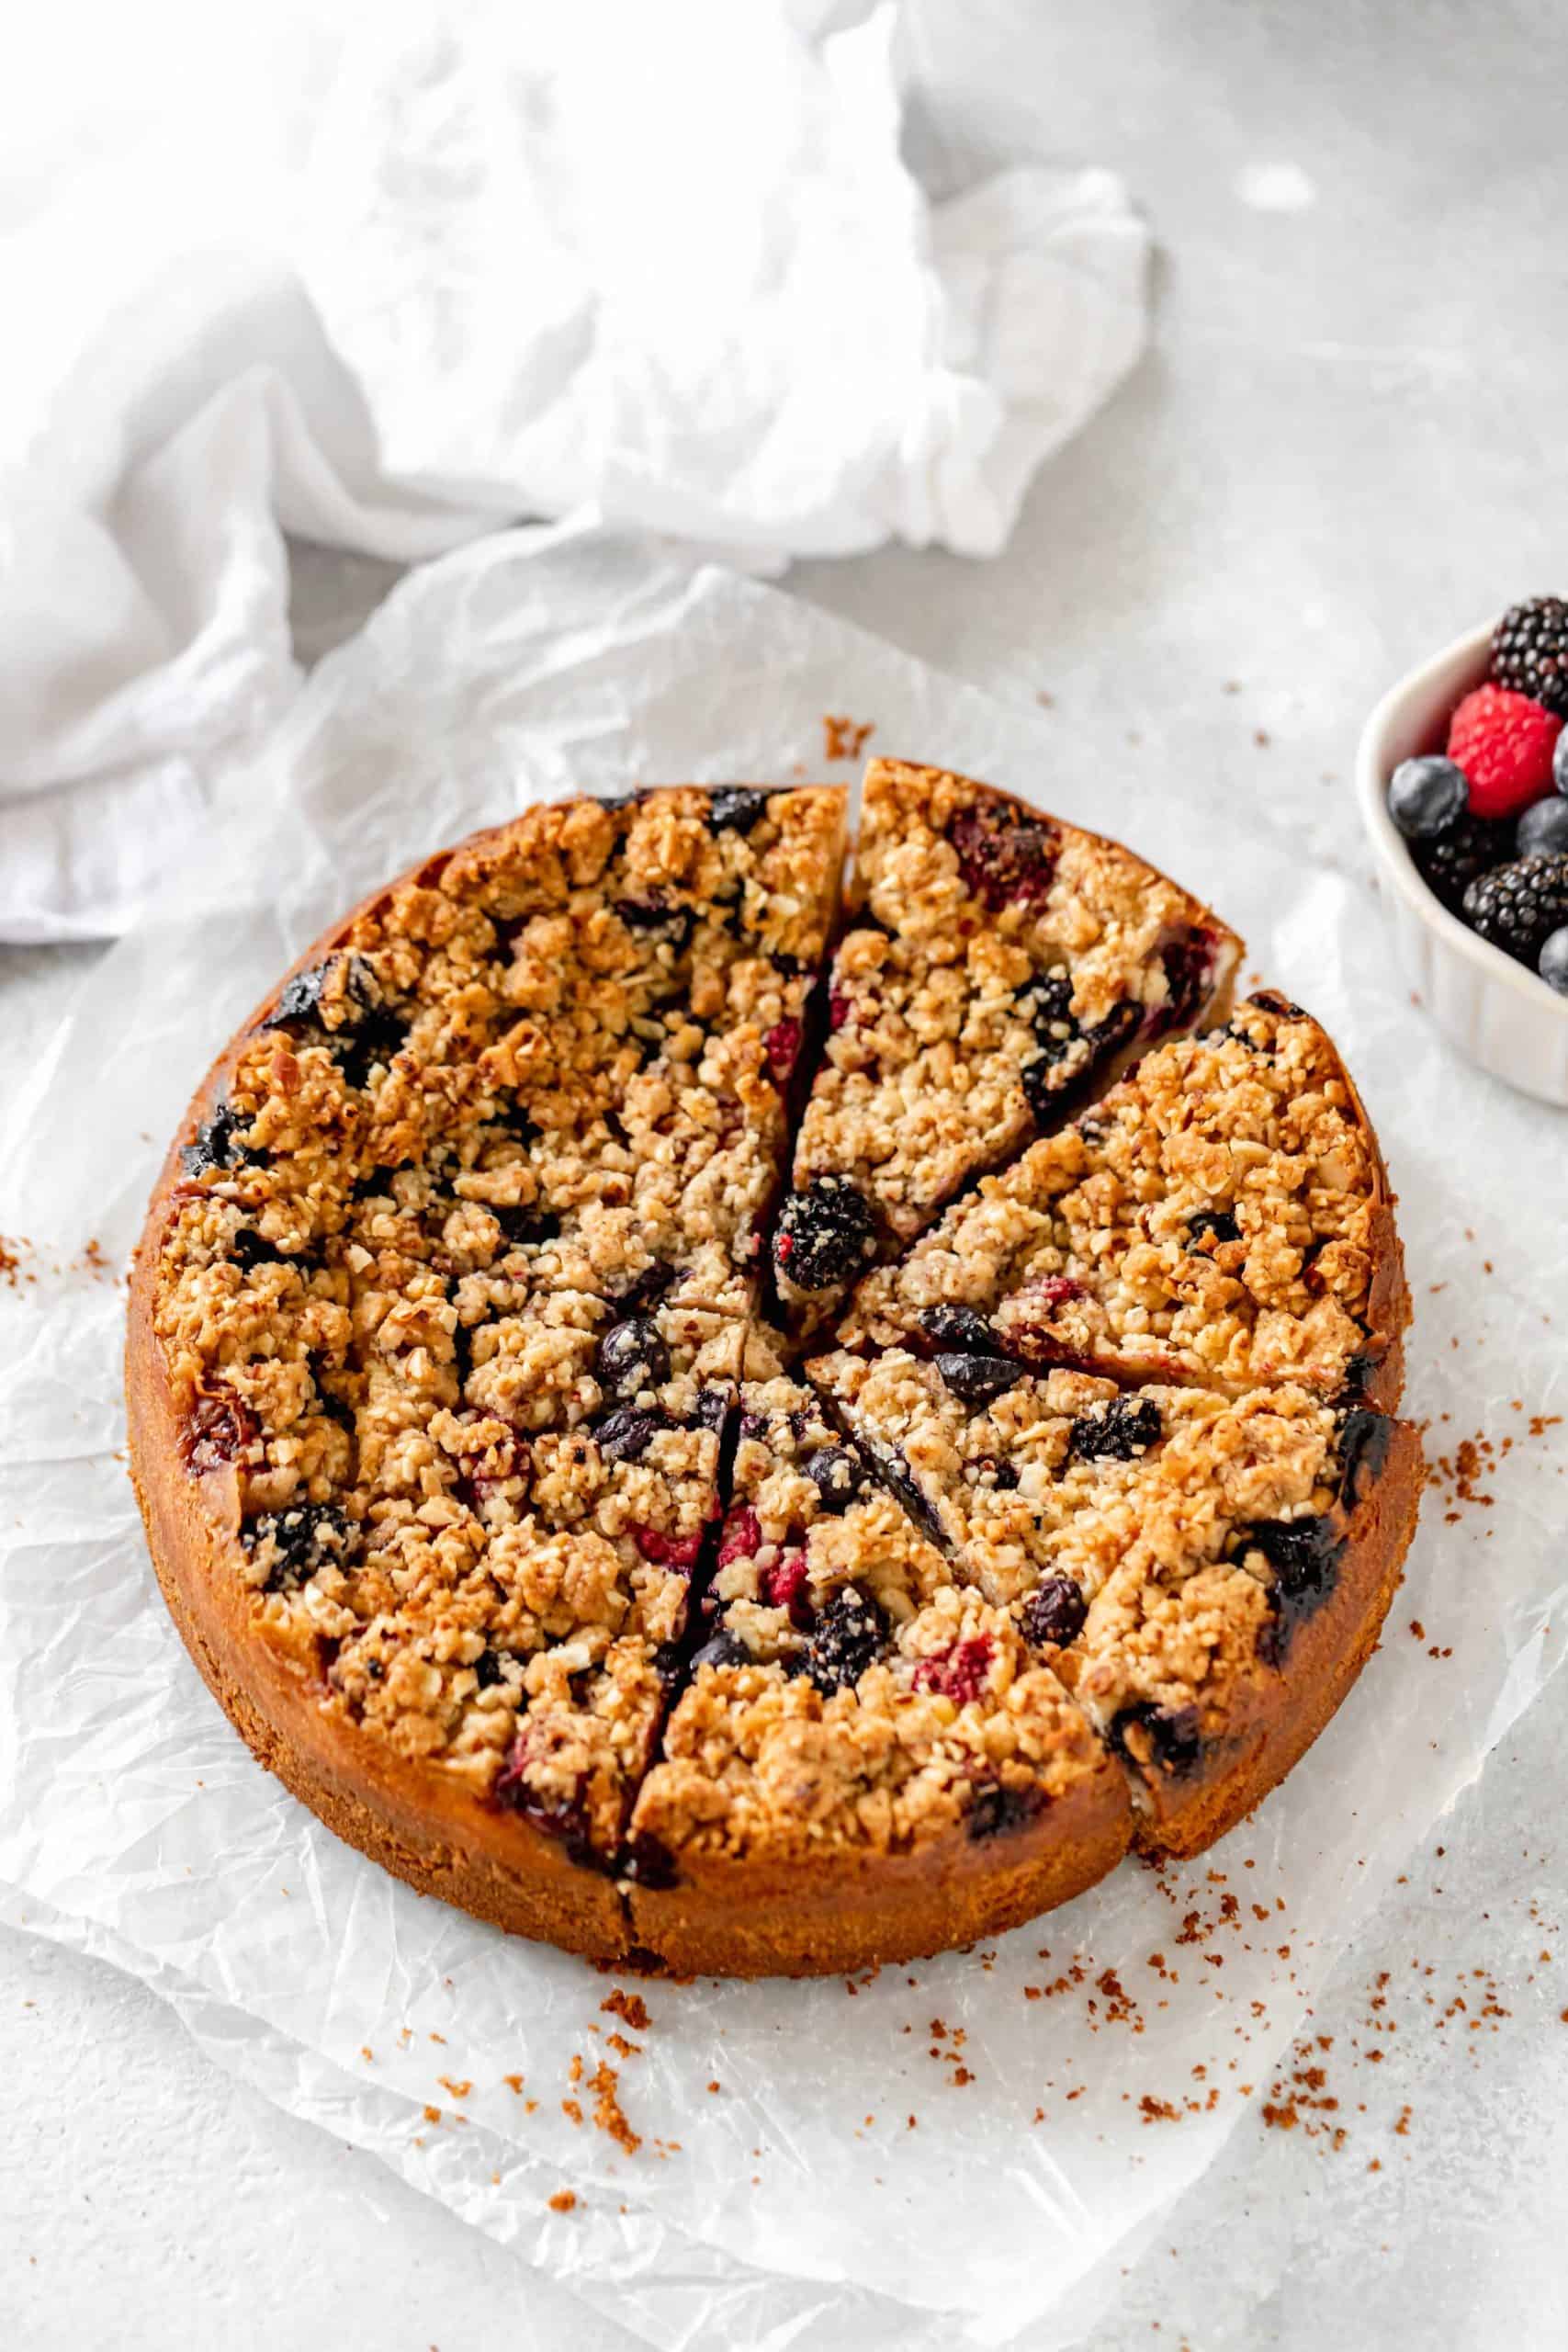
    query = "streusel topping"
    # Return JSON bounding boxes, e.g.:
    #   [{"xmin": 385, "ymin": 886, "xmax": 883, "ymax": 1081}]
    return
[
  {"xmin": 773, "ymin": 760, "xmax": 1240, "ymax": 1324},
  {"xmin": 841, "ymin": 992, "xmax": 1393, "ymax": 1398}
]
